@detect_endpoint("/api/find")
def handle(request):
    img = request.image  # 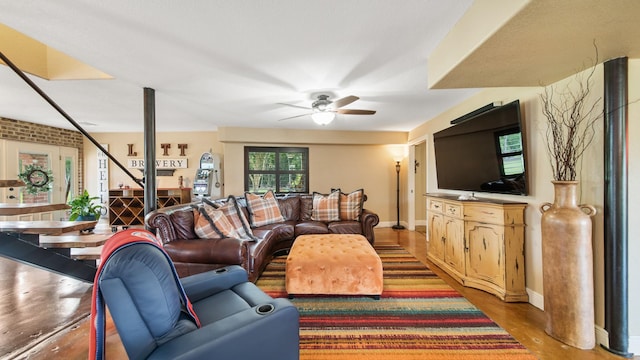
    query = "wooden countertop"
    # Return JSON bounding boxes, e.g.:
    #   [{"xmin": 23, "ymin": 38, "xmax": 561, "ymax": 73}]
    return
[
  {"xmin": 70, "ymin": 246, "xmax": 104, "ymax": 260},
  {"xmin": 0, "ymin": 180, "xmax": 25, "ymax": 188},
  {"xmin": 0, "ymin": 220, "xmax": 97, "ymax": 235},
  {"xmin": 38, "ymin": 233, "xmax": 112, "ymax": 248},
  {"xmin": 424, "ymin": 193, "xmax": 528, "ymax": 205},
  {"xmin": 109, "ymin": 188, "xmax": 192, "ymax": 190},
  {"xmin": 0, "ymin": 203, "xmax": 70, "ymax": 216}
]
